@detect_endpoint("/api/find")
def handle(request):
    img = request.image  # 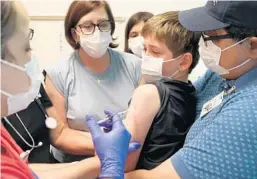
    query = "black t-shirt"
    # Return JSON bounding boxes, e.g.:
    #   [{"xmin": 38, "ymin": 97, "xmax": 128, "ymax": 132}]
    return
[
  {"xmin": 2, "ymin": 71, "xmax": 53, "ymax": 163},
  {"xmin": 136, "ymin": 78, "xmax": 196, "ymax": 170}
]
